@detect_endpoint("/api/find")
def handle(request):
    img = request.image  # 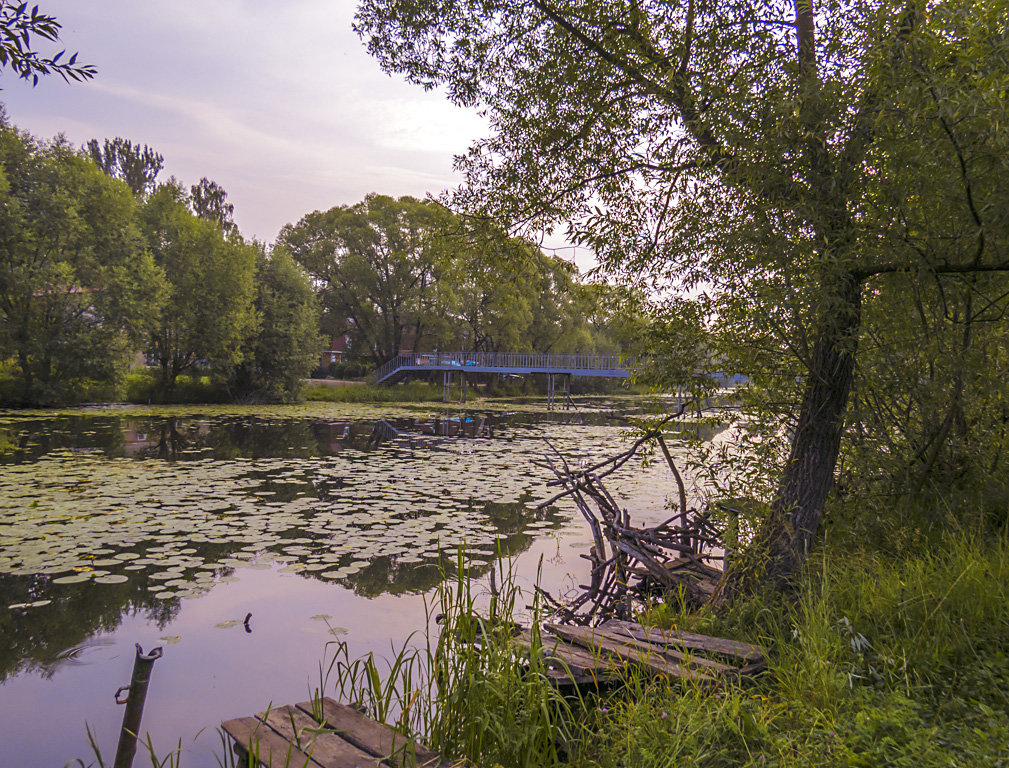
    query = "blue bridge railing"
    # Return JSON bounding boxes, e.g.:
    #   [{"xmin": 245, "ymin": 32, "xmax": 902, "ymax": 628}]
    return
[{"xmin": 375, "ymin": 352, "xmax": 630, "ymax": 383}]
